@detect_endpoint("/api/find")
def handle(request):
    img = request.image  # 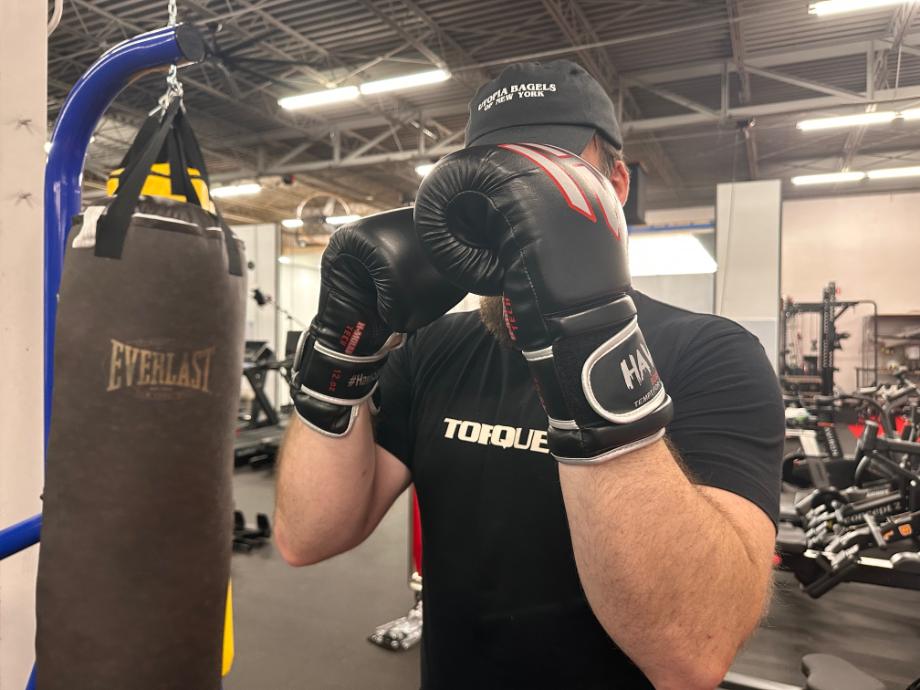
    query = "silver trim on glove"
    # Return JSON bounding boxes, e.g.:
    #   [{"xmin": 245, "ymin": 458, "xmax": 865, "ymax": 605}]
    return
[
  {"xmin": 548, "ymin": 416, "xmax": 579, "ymax": 430},
  {"xmin": 553, "ymin": 428, "xmax": 666, "ymax": 465},
  {"xmin": 523, "ymin": 346, "xmax": 554, "ymax": 362},
  {"xmin": 295, "ymin": 382, "xmax": 379, "ymax": 408},
  {"xmin": 312, "ymin": 331, "xmax": 405, "ymax": 365}
]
